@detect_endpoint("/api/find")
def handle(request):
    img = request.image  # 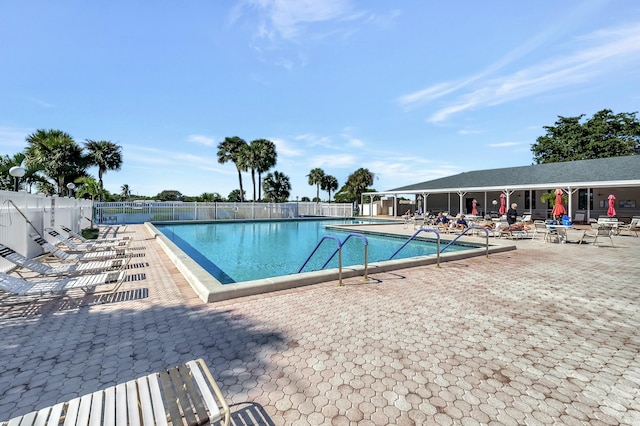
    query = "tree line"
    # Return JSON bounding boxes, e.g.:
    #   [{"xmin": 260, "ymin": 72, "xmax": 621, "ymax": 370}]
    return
[{"xmin": 0, "ymin": 130, "xmax": 377, "ymax": 203}]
